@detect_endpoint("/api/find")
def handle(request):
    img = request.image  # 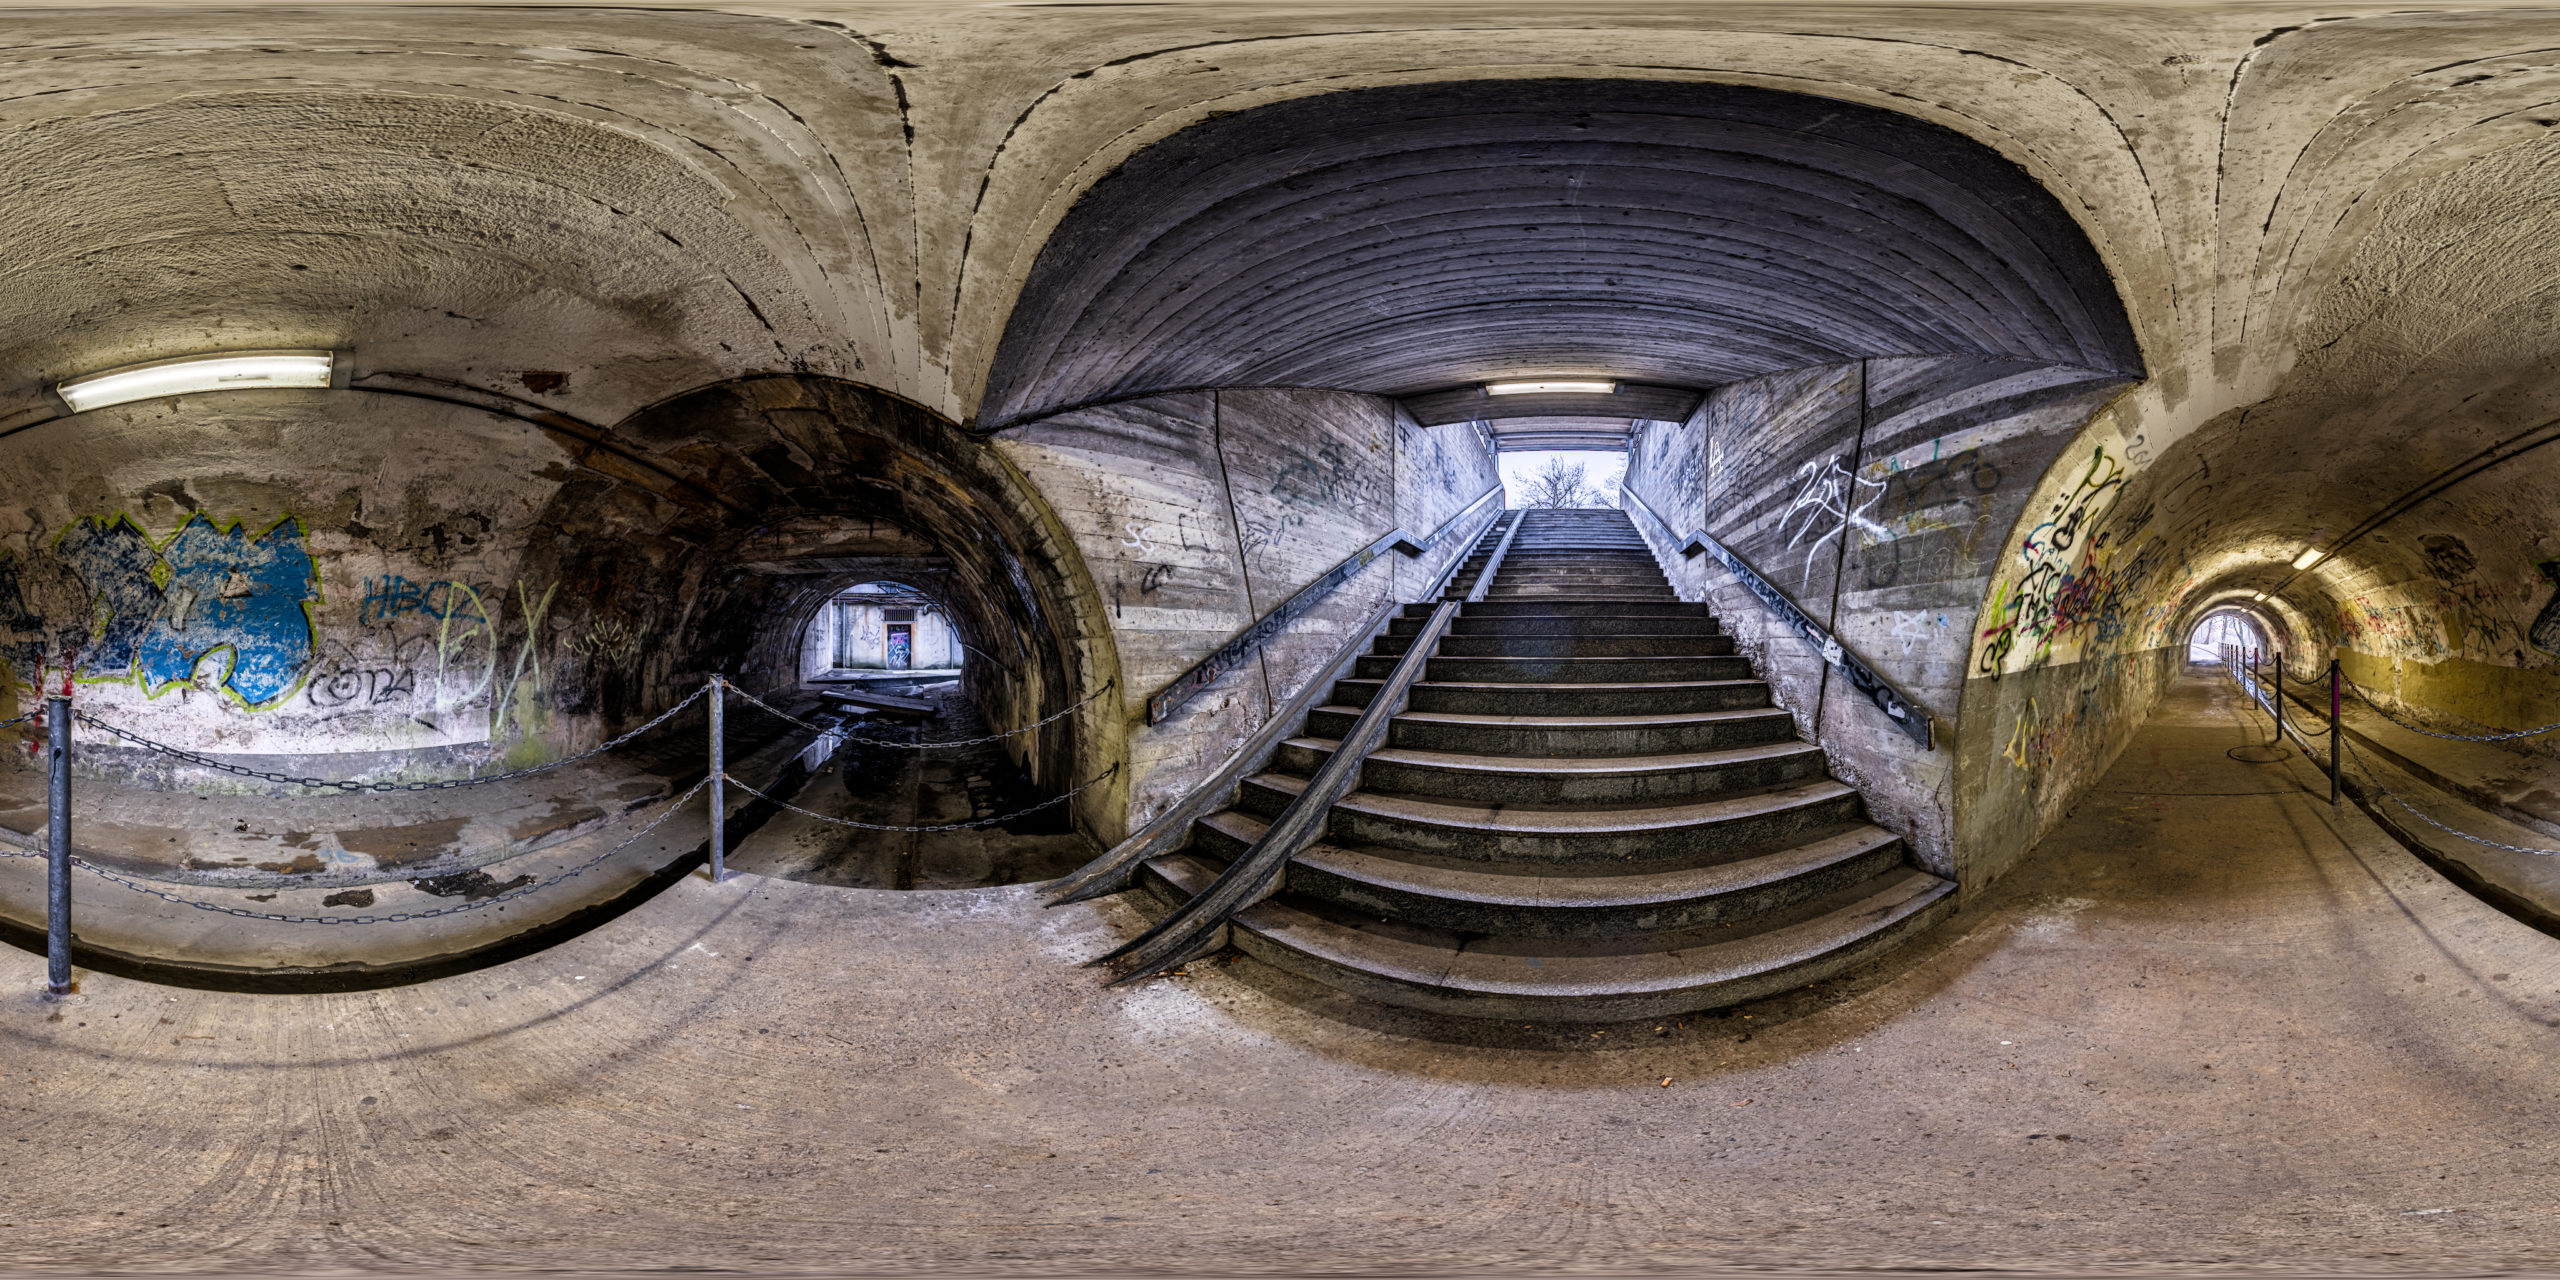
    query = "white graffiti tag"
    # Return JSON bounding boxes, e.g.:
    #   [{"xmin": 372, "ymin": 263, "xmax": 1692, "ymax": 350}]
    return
[{"xmin": 1779, "ymin": 453, "xmax": 1889, "ymax": 589}]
